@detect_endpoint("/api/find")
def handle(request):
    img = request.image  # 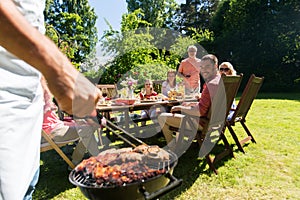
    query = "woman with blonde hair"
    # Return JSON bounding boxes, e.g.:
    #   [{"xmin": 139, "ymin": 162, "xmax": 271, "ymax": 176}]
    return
[
  {"xmin": 219, "ymin": 62, "xmax": 237, "ymax": 76},
  {"xmin": 218, "ymin": 61, "xmax": 237, "ymax": 120}
]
